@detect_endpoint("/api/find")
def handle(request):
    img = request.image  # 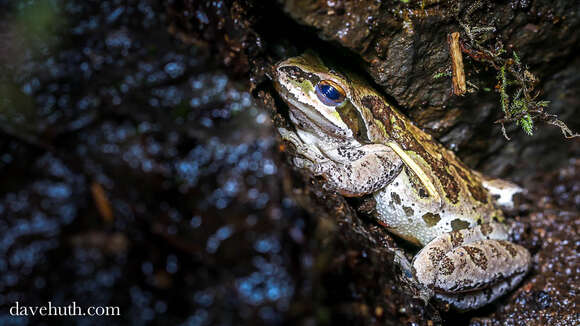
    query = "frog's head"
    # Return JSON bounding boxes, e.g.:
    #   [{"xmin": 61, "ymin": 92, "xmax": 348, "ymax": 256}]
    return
[{"xmin": 273, "ymin": 52, "xmax": 363, "ymax": 140}]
